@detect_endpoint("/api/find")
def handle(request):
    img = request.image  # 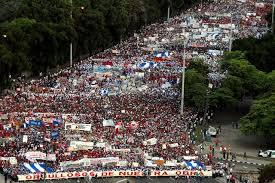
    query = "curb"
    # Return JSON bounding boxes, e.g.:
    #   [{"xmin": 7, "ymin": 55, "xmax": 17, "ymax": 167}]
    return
[{"xmin": 214, "ymin": 157, "xmax": 264, "ymax": 166}]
